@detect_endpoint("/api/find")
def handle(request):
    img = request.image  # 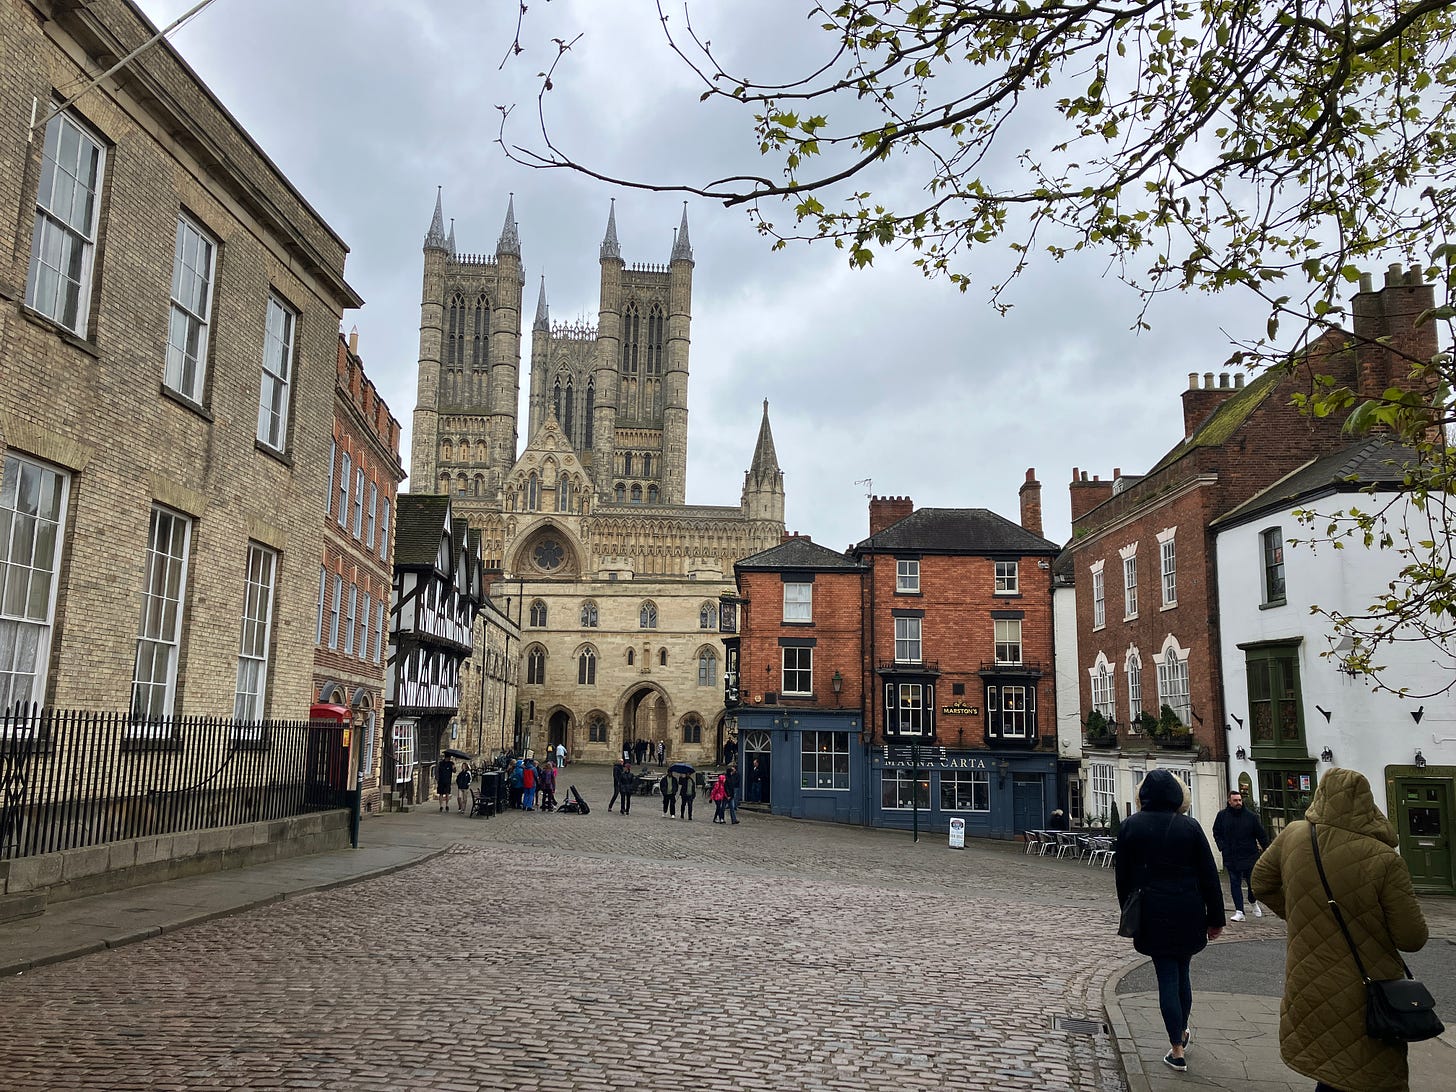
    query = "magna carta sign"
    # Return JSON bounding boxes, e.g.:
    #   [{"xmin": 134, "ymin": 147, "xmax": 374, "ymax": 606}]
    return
[{"xmin": 940, "ymin": 702, "xmax": 980, "ymax": 716}]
